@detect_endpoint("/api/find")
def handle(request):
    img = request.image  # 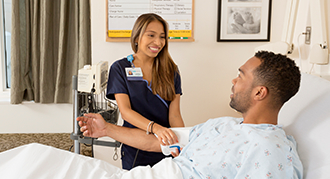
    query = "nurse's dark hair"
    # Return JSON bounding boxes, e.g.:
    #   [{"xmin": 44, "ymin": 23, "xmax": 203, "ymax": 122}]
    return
[
  {"xmin": 253, "ymin": 51, "xmax": 301, "ymax": 108},
  {"xmin": 131, "ymin": 13, "xmax": 178, "ymax": 101}
]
